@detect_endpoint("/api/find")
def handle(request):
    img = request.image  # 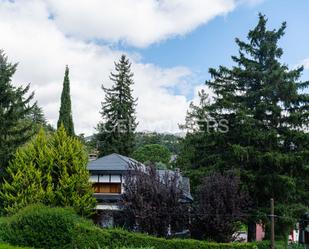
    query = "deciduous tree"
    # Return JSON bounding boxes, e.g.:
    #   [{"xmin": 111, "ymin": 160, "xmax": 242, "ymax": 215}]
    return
[
  {"xmin": 122, "ymin": 164, "xmax": 189, "ymax": 237},
  {"xmin": 192, "ymin": 172, "xmax": 249, "ymax": 242}
]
